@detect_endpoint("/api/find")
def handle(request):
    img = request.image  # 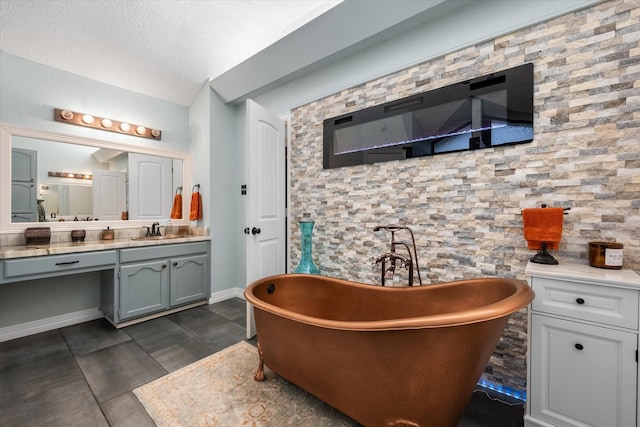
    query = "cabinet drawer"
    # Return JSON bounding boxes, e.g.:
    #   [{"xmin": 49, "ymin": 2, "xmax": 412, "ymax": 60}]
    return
[
  {"xmin": 531, "ymin": 277, "xmax": 639, "ymax": 329},
  {"xmin": 120, "ymin": 242, "xmax": 209, "ymax": 263},
  {"xmin": 4, "ymin": 250, "xmax": 117, "ymax": 279}
]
